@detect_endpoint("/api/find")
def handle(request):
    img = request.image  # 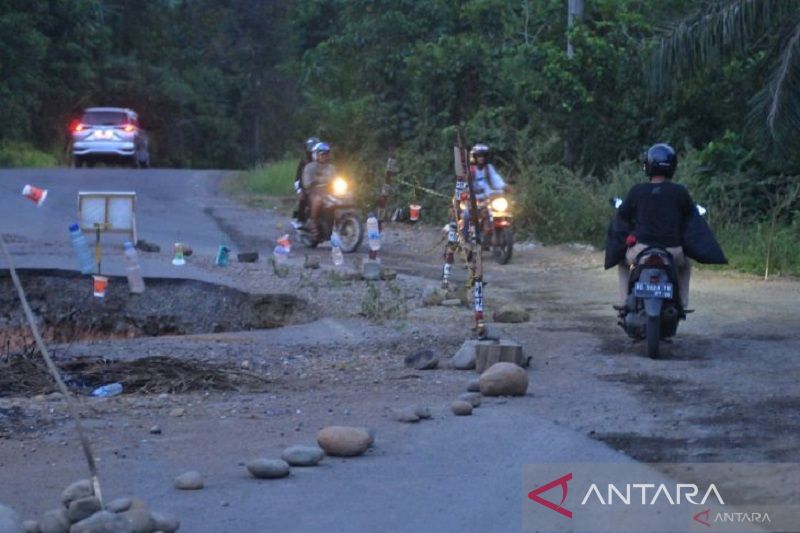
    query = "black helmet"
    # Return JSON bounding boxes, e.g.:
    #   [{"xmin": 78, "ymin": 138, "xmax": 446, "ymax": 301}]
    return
[
  {"xmin": 305, "ymin": 137, "xmax": 321, "ymax": 153},
  {"xmin": 644, "ymin": 143, "xmax": 677, "ymax": 178}
]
